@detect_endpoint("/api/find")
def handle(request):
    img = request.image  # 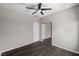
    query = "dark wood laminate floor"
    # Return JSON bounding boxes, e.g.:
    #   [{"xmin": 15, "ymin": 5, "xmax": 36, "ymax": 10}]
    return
[{"xmin": 1, "ymin": 38, "xmax": 79, "ymax": 56}]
